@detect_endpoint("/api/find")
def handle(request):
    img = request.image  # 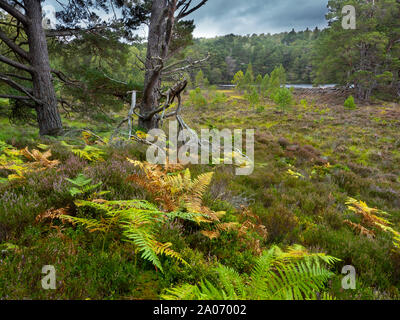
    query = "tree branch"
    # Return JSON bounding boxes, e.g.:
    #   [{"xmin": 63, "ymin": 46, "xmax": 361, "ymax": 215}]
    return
[
  {"xmin": 98, "ymin": 68, "xmax": 128, "ymax": 85},
  {"xmin": 143, "ymin": 79, "xmax": 187, "ymax": 120},
  {"xmin": 3, "ymin": 72, "xmax": 31, "ymax": 81},
  {"xmin": 0, "ymin": 73, "xmax": 41, "ymax": 104},
  {"xmin": 0, "ymin": 1, "xmax": 28, "ymax": 25},
  {"xmin": 45, "ymin": 26, "xmax": 108, "ymax": 37},
  {"xmin": 176, "ymin": 0, "xmax": 208, "ymax": 20},
  {"xmin": 0, "ymin": 53, "xmax": 33, "ymax": 73},
  {"xmin": 162, "ymin": 53, "xmax": 210, "ymax": 76},
  {"xmin": 51, "ymin": 69, "xmax": 81, "ymax": 87},
  {"xmin": 0, "ymin": 94, "xmax": 30, "ymax": 100},
  {"xmin": 0, "ymin": 29, "xmax": 29, "ymax": 61},
  {"xmin": 0, "ymin": 21, "xmax": 19, "ymax": 28}
]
